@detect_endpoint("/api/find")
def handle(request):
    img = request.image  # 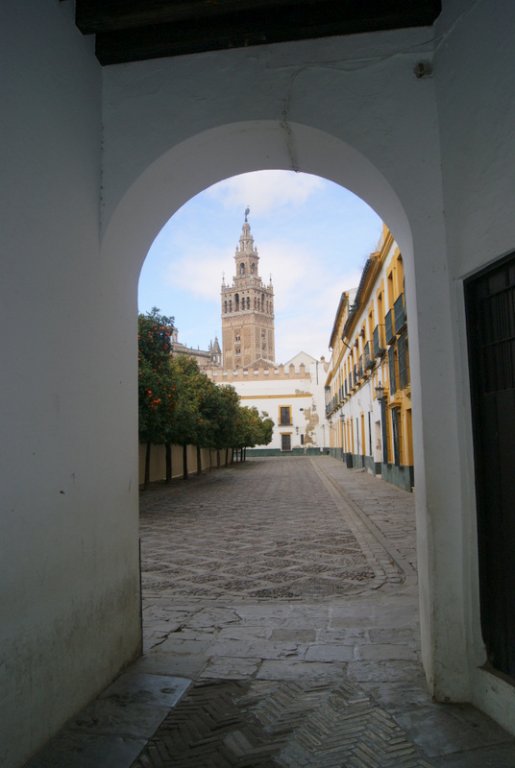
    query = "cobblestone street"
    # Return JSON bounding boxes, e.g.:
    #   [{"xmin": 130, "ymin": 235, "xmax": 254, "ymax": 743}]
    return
[{"xmin": 28, "ymin": 457, "xmax": 515, "ymax": 768}]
